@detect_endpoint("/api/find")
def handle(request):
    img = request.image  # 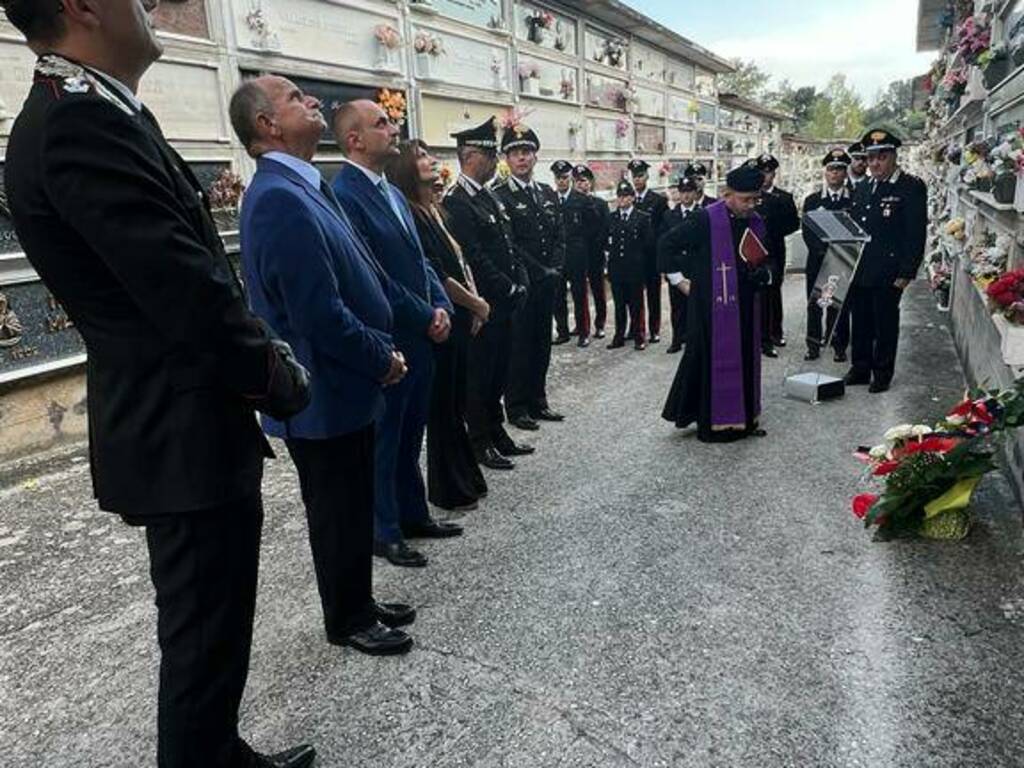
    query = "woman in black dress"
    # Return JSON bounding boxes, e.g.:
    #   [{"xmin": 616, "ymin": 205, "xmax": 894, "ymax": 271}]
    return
[{"xmin": 388, "ymin": 140, "xmax": 490, "ymax": 510}]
